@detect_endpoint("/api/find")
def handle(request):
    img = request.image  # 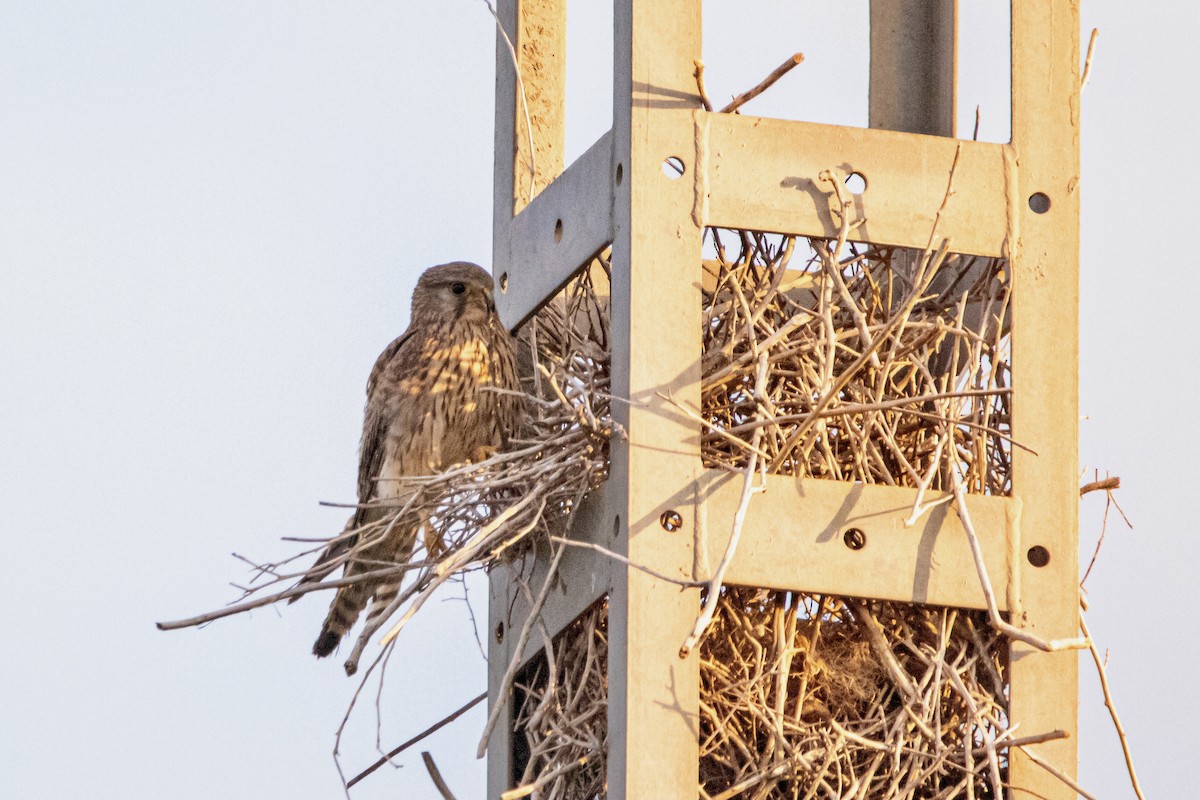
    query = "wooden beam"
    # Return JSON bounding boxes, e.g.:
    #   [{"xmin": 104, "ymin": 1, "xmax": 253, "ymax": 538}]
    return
[
  {"xmin": 1005, "ymin": 1, "xmax": 1081, "ymax": 796},
  {"xmin": 607, "ymin": 1, "xmax": 704, "ymax": 797},
  {"xmin": 496, "ymin": 130, "xmax": 614, "ymax": 331},
  {"xmin": 703, "ymin": 114, "xmax": 1012, "ymax": 256},
  {"xmin": 487, "ymin": 1, "xmax": 566, "ymax": 793},
  {"xmin": 697, "ymin": 472, "xmax": 1014, "ymax": 611}
]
